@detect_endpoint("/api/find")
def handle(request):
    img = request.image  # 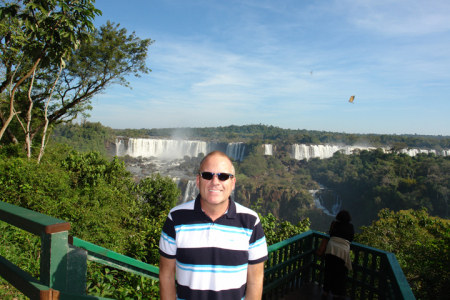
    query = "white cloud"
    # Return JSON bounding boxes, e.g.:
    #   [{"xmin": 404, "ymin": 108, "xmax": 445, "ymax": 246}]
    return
[
  {"xmin": 344, "ymin": 0, "xmax": 450, "ymax": 36},
  {"xmin": 86, "ymin": 0, "xmax": 450, "ymax": 135}
]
